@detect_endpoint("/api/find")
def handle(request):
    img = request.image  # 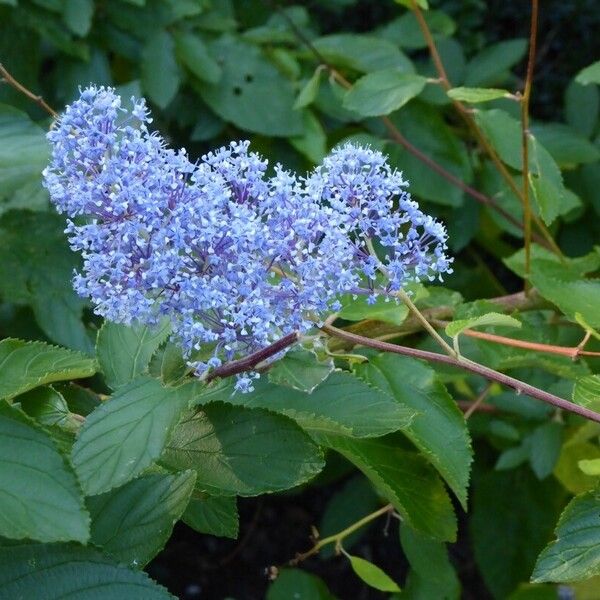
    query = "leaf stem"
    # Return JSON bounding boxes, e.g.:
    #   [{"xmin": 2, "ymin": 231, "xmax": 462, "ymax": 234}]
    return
[
  {"xmin": 289, "ymin": 503, "xmax": 394, "ymax": 565},
  {"xmin": 0, "ymin": 62, "xmax": 57, "ymax": 118},
  {"xmin": 321, "ymin": 323, "xmax": 600, "ymax": 424}
]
